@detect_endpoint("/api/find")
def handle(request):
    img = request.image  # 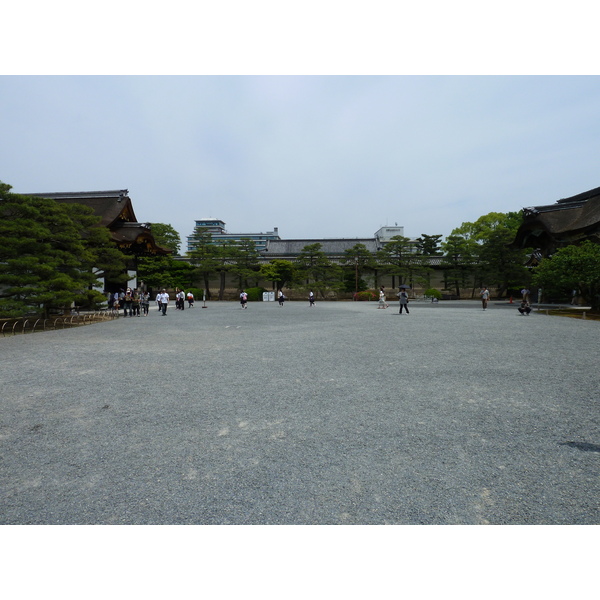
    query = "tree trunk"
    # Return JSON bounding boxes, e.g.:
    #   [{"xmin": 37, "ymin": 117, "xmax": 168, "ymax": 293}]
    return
[{"xmin": 218, "ymin": 271, "xmax": 226, "ymax": 300}]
